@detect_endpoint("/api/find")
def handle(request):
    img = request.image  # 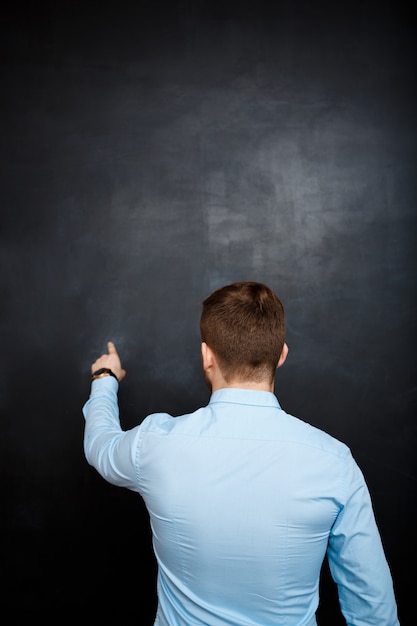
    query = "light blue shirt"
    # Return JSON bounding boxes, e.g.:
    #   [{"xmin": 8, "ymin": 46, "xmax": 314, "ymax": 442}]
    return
[{"xmin": 83, "ymin": 377, "xmax": 399, "ymax": 626}]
